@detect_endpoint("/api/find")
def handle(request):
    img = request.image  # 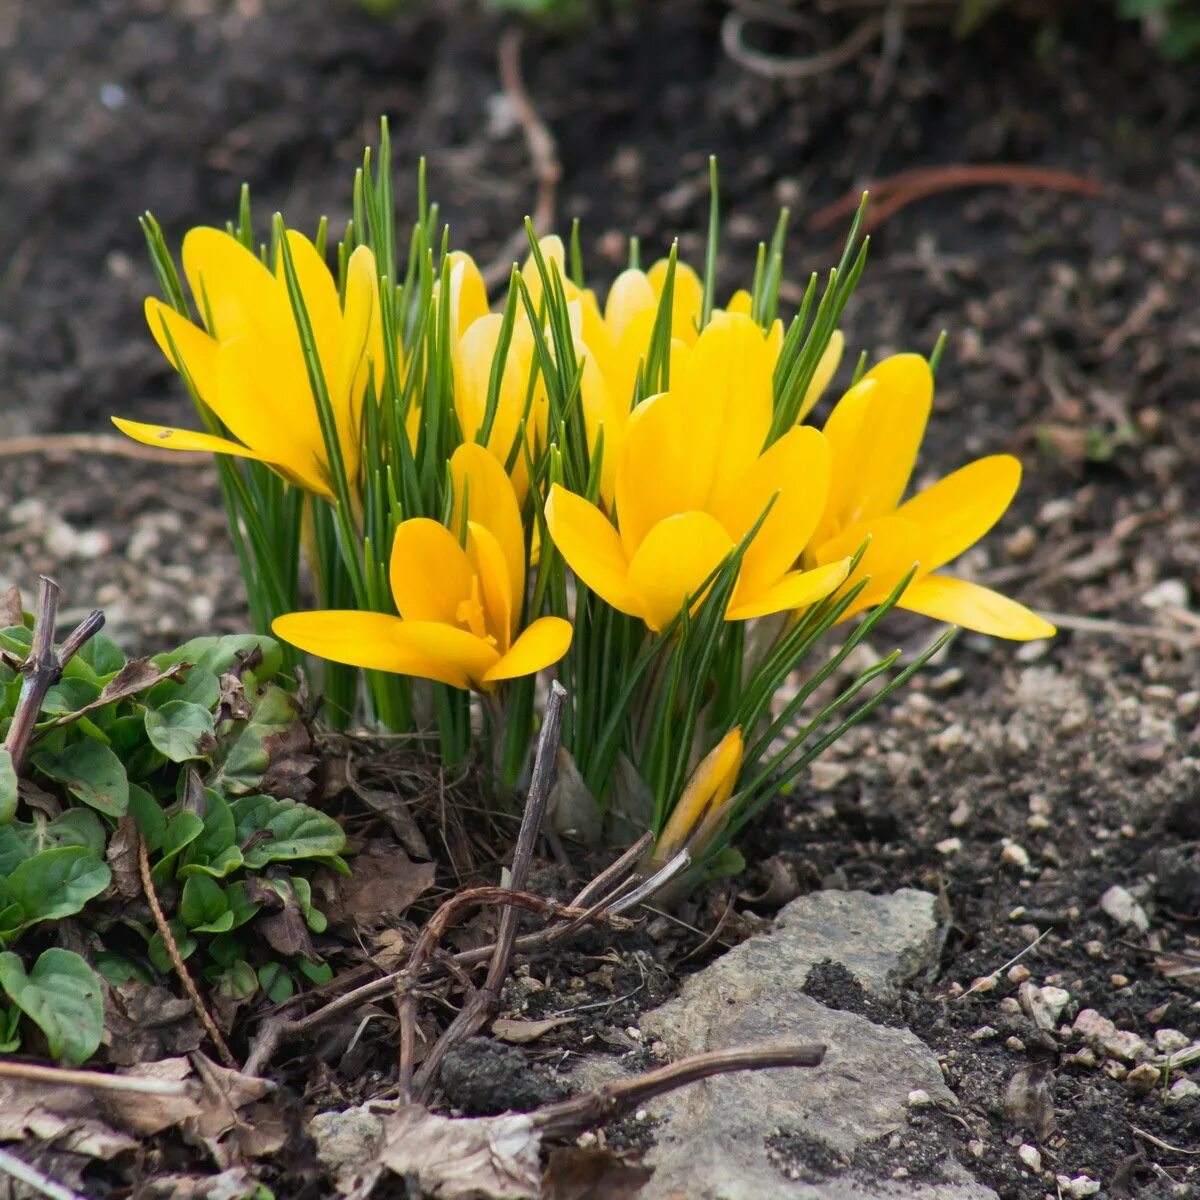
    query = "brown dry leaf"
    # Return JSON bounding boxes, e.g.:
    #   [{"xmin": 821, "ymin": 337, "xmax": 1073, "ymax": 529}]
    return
[
  {"xmin": 352, "ymin": 783, "xmax": 432, "ymax": 859},
  {"xmin": 492, "ymin": 1016, "xmax": 577, "ymax": 1046},
  {"xmin": 100, "ymin": 657, "xmax": 181, "ymax": 704},
  {"xmin": 1153, "ymin": 951, "xmax": 1200, "ymax": 989},
  {"xmin": 0, "ymin": 585, "xmax": 22, "ymax": 628},
  {"xmin": 1002, "ymin": 1063, "xmax": 1056, "ymax": 1141},
  {"xmin": 245, "ymin": 877, "xmax": 317, "ymax": 960},
  {"xmin": 0, "ymin": 1077, "xmax": 137, "ymax": 1159},
  {"xmin": 216, "ymin": 668, "xmax": 253, "ymax": 723},
  {"xmin": 105, "ymin": 981, "xmax": 202, "ymax": 1065},
  {"xmin": 105, "ymin": 814, "xmax": 143, "ymax": 900},
  {"xmin": 259, "ymin": 720, "xmax": 319, "ymax": 803},
  {"xmin": 378, "ymin": 1104, "xmax": 542, "ymax": 1199},
  {"xmin": 132, "ymin": 1167, "xmax": 261, "ymax": 1199},
  {"xmin": 741, "ymin": 856, "xmax": 800, "ymax": 908},
  {"xmin": 543, "ymin": 1146, "xmax": 653, "ymax": 1200},
  {"xmin": 330, "ymin": 844, "xmax": 436, "ymax": 931}
]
